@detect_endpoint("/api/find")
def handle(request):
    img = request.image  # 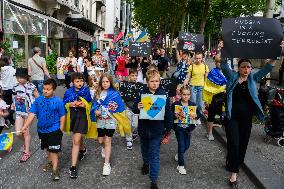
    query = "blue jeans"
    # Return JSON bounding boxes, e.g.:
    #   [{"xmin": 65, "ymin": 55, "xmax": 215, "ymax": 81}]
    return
[
  {"xmin": 140, "ymin": 136, "xmax": 162, "ymax": 182},
  {"xmin": 175, "ymin": 127, "xmax": 191, "ymax": 166},
  {"xmin": 32, "ymin": 80, "xmax": 44, "ymax": 96},
  {"xmin": 190, "ymin": 86, "xmax": 204, "ymax": 115}
]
